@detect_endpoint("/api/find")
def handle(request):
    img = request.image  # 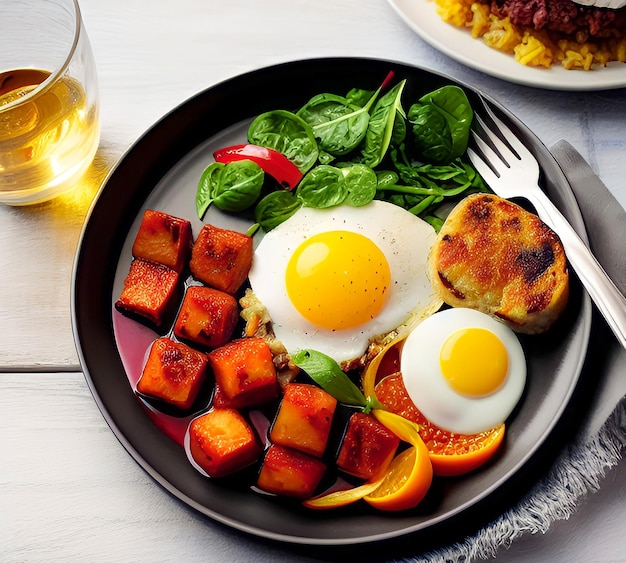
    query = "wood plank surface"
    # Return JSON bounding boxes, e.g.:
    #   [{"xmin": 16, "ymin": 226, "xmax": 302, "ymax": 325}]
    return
[{"xmin": 1, "ymin": 0, "xmax": 624, "ymax": 561}]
